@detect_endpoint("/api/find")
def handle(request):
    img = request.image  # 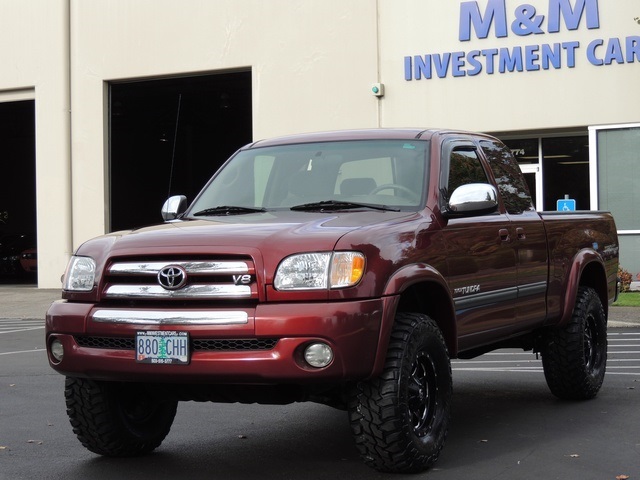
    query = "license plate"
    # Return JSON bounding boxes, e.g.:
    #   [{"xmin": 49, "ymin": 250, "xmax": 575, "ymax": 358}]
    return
[{"xmin": 135, "ymin": 331, "xmax": 189, "ymax": 365}]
